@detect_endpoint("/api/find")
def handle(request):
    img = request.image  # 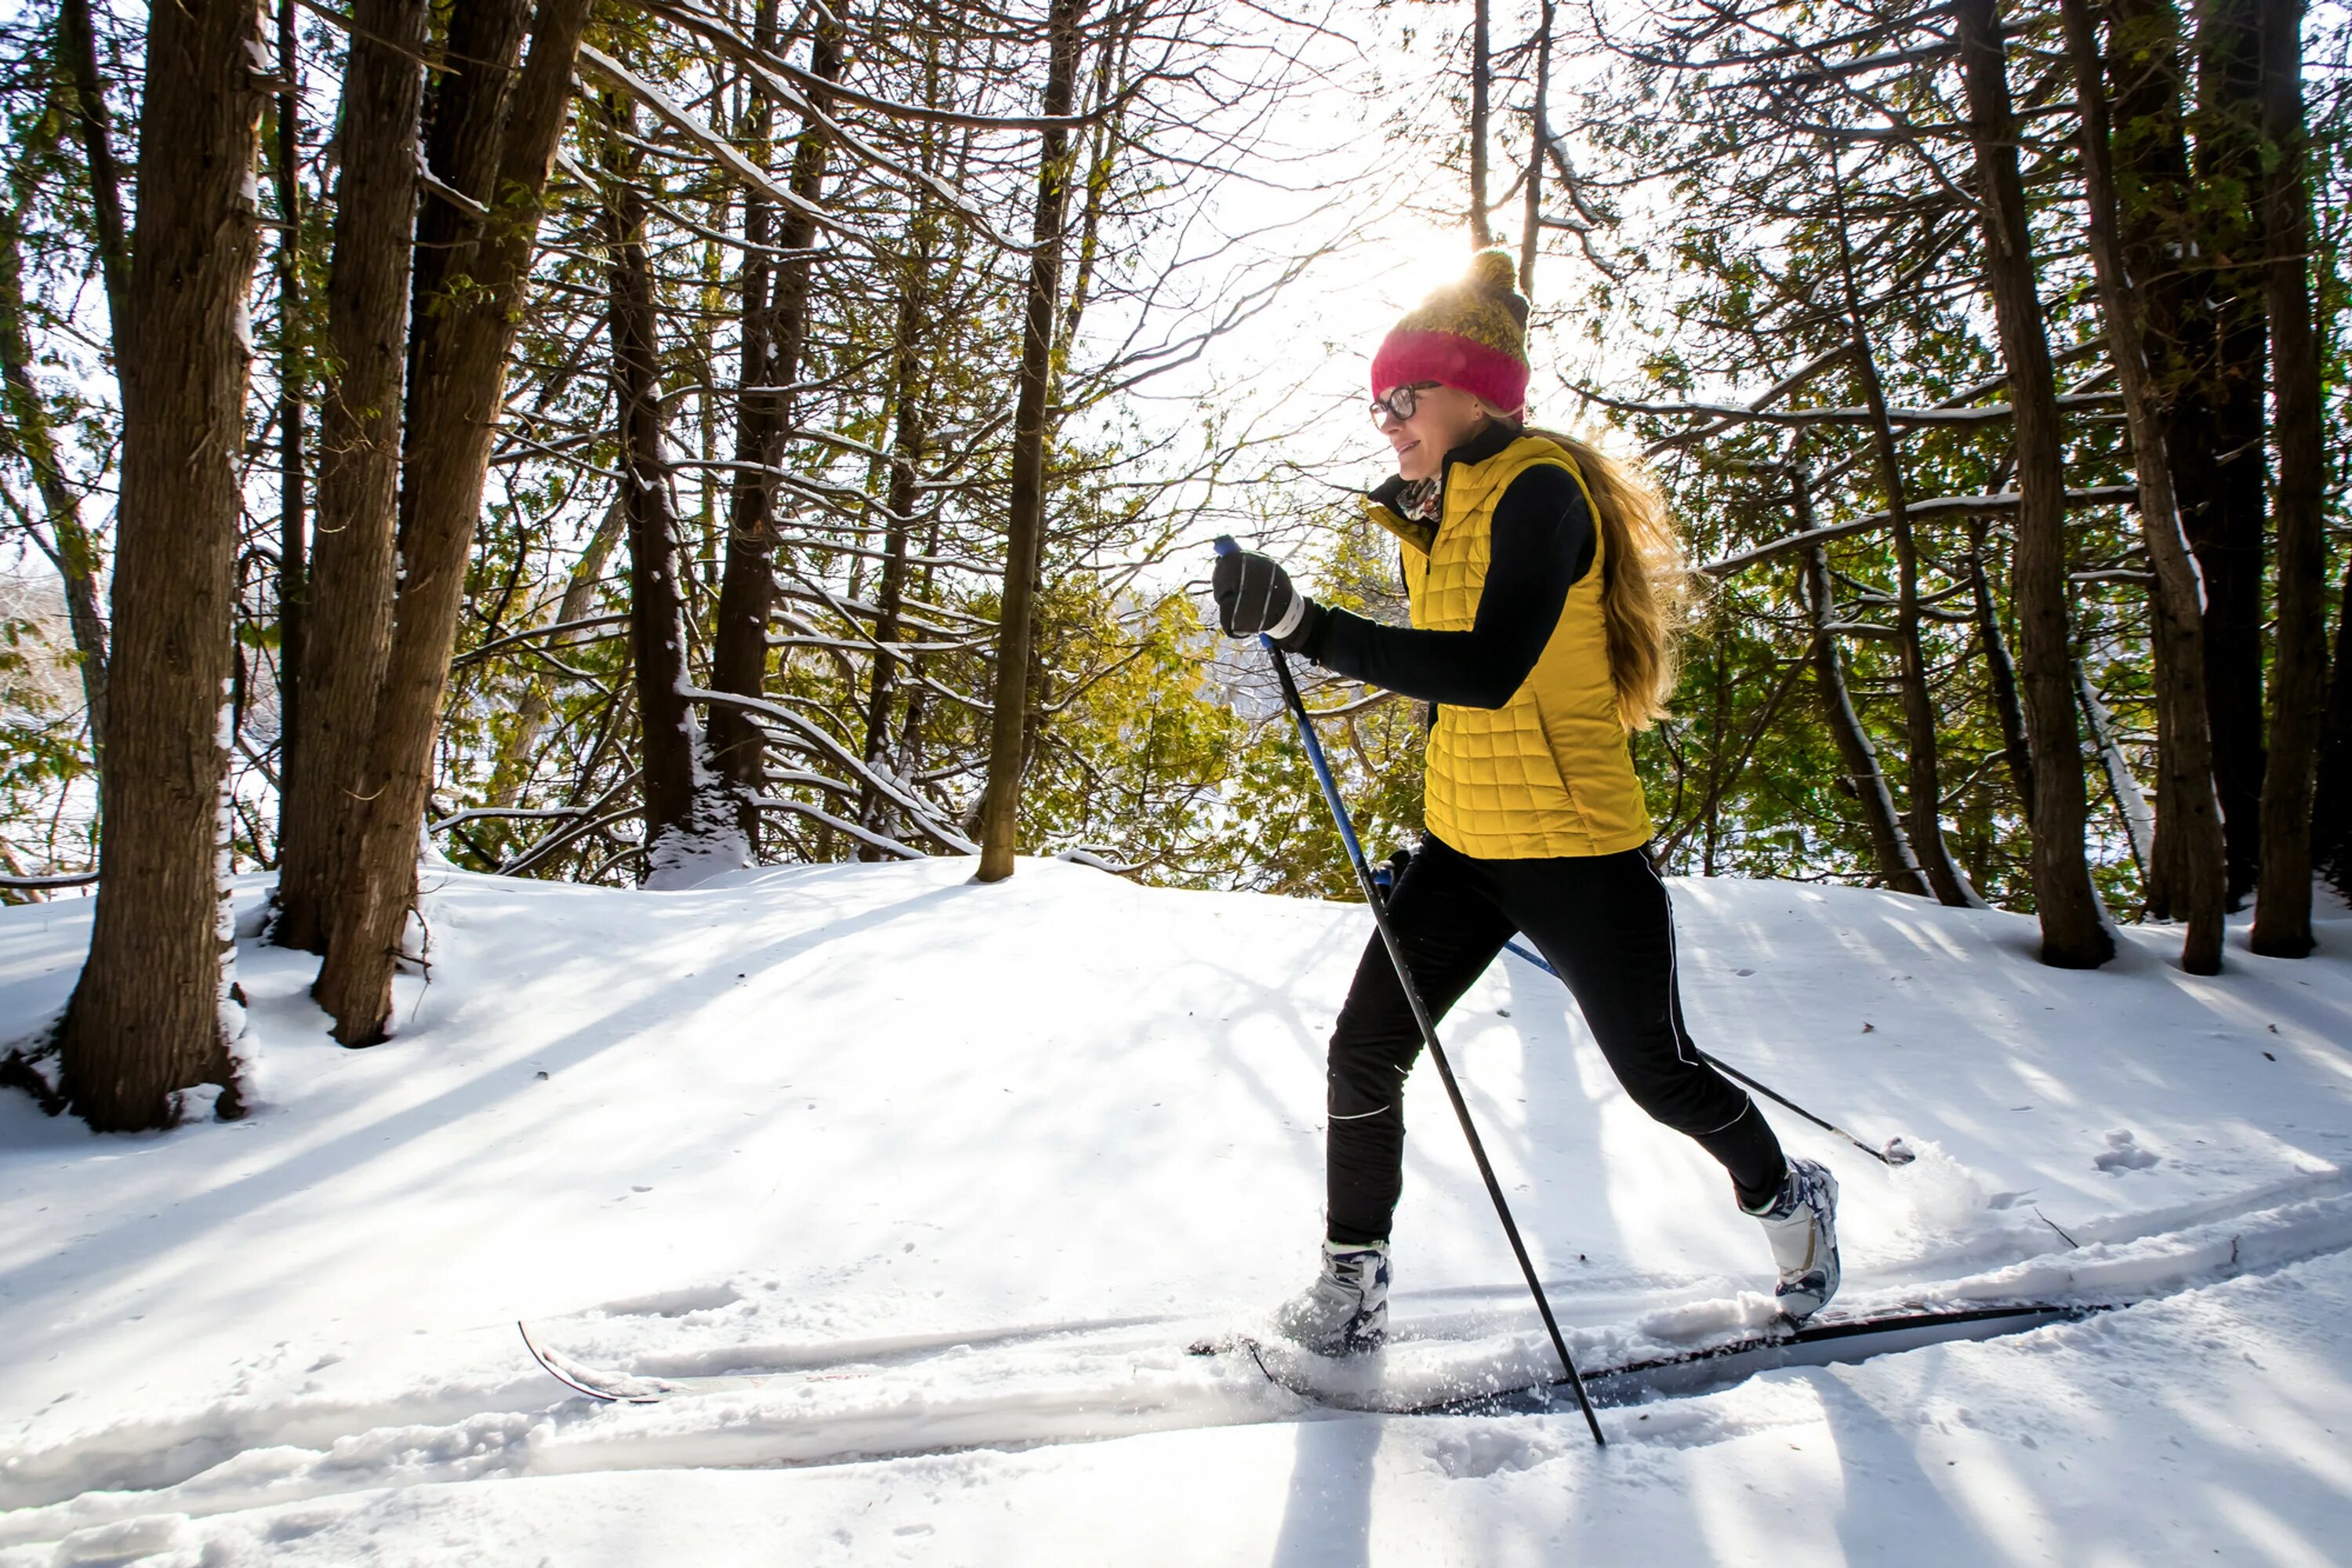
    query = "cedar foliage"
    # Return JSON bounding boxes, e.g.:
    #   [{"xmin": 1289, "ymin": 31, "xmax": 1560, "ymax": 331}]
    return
[{"xmin": 0, "ymin": 0, "xmax": 2345, "ymax": 1126}]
